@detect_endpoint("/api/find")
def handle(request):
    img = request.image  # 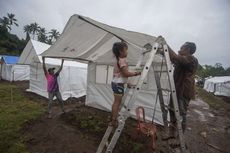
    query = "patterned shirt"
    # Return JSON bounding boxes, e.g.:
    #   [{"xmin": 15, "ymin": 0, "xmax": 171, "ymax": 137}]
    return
[{"xmin": 45, "ymin": 73, "xmax": 59, "ymax": 92}]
